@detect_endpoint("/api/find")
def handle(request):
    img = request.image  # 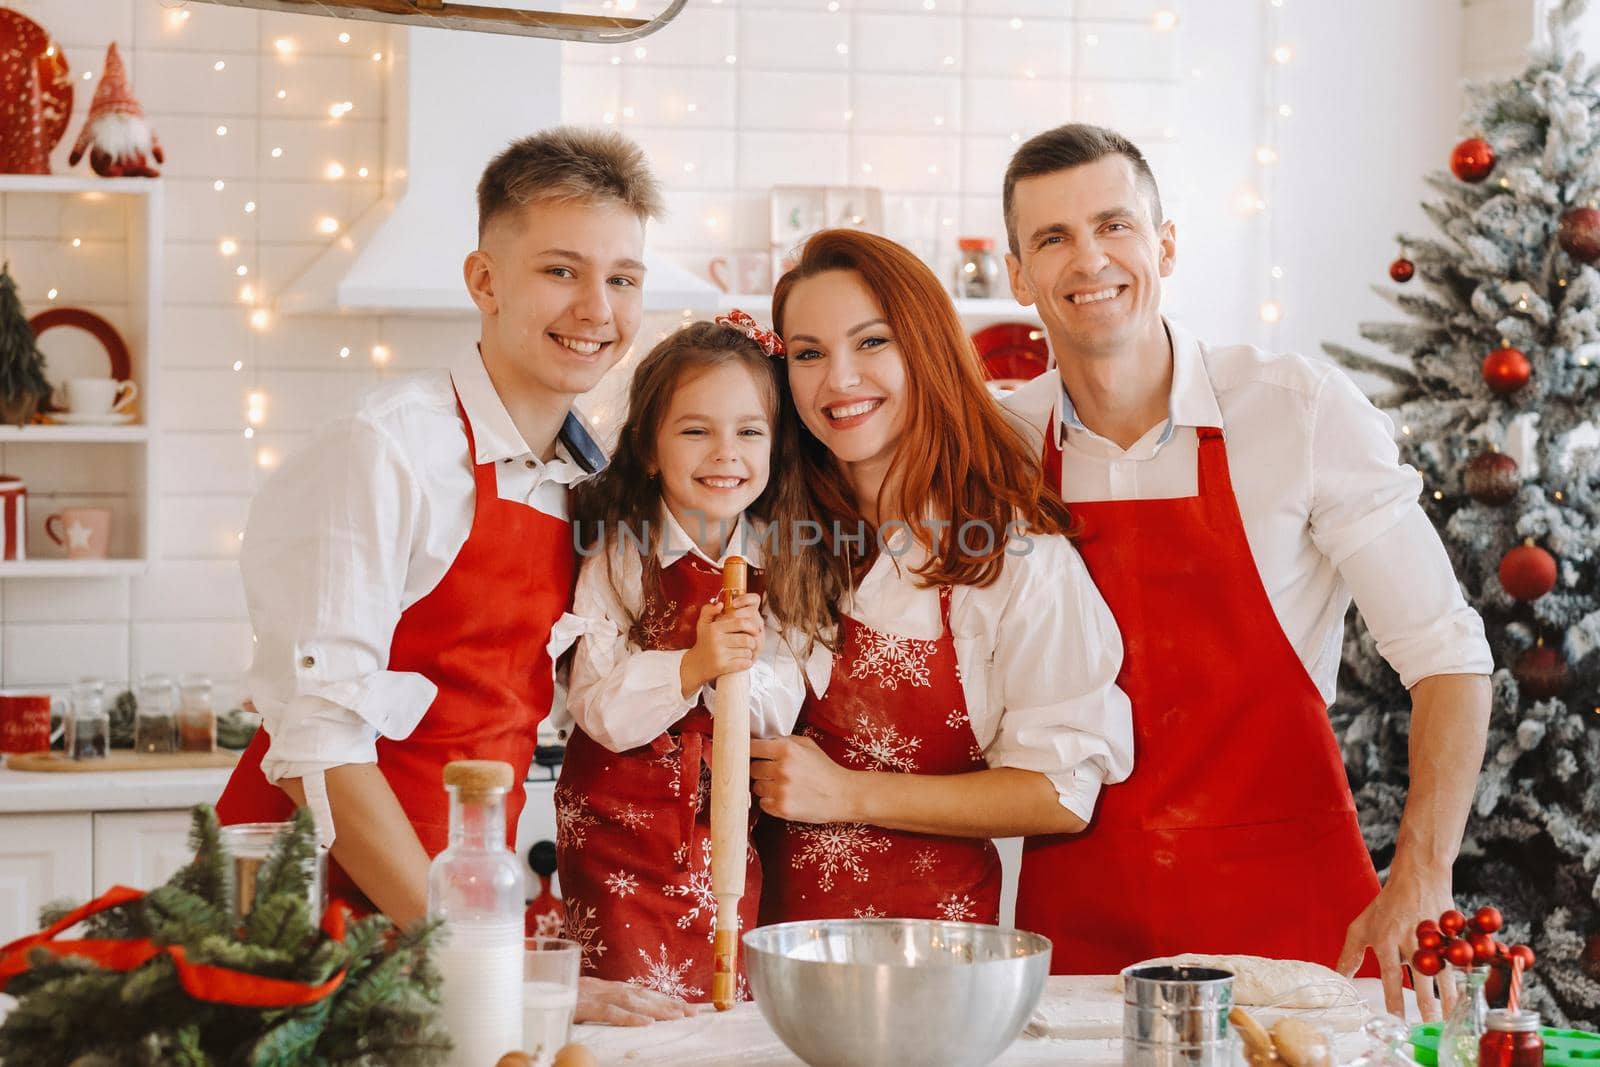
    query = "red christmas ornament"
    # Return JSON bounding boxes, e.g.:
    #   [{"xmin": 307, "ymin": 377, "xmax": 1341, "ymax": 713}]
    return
[
  {"xmin": 1445, "ymin": 938, "xmax": 1477, "ymax": 968},
  {"xmin": 1440, "ymin": 910, "xmax": 1468, "ymax": 937},
  {"xmin": 1558, "ymin": 207, "xmax": 1600, "ymax": 264},
  {"xmin": 1509, "ymin": 944, "xmax": 1536, "ymax": 970},
  {"xmin": 1465, "ymin": 451, "xmax": 1520, "ymax": 506},
  {"xmin": 1474, "ymin": 907, "xmax": 1504, "ymax": 935},
  {"xmin": 1451, "ymin": 137, "xmax": 1497, "ymax": 182},
  {"xmin": 1389, "ymin": 257, "xmax": 1416, "ymax": 283},
  {"xmin": 1500, "ymin": 543, "xmax": 1557, "ymax": 601},
  {"xmin": 1482, "ymin": 347, "xmax": 1531, "ymax": 393},
  {"xmin": 1412, "ymin": 948, "xmax": 1444, "ymax": 976},
  {"xmin": 1514, "ymin": 644, "xmax": 1570, "ymax": 699},
  {"xmin": 1470, "ymin": 932, "xmax": 1497, "ymax": 963},
  {"xmin": 1418, "ymin": 928, "xmax": 1444, "ymax": 950}
]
